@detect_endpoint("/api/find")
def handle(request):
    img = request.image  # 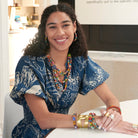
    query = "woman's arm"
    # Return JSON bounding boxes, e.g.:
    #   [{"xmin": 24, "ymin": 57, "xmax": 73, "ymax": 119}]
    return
[
  {"xmin": 94, "ymin": 82, "xmax": 122, "ymax": 130},
  {"xmin": 94, "ymin": 82, "xmax": 120, "ymax": 108},
  {"xmin": 25, "ymin": 94, "xmax": 74, "ymax": 129},
  {"xmin": 25, "ymin": 82, "xmax": 119, "ymax": 130},
  {"xmin": 25, "ymin": 92, "xmax": 138, "ymax": 136}
]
